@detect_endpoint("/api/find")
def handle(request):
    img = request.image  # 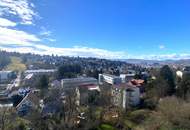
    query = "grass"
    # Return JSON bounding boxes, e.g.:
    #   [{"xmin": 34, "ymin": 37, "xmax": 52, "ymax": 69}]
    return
[
  {"xmin": 98, "ymin": 124, "xmax": 115, "ymax": 130},
  {"xmin": 5, "ymin": 56, "xmax": 26, "ymax": 71},
  {"xmin": 95, "ymin": 107, "xmax": 103, "ymax": 119}
]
